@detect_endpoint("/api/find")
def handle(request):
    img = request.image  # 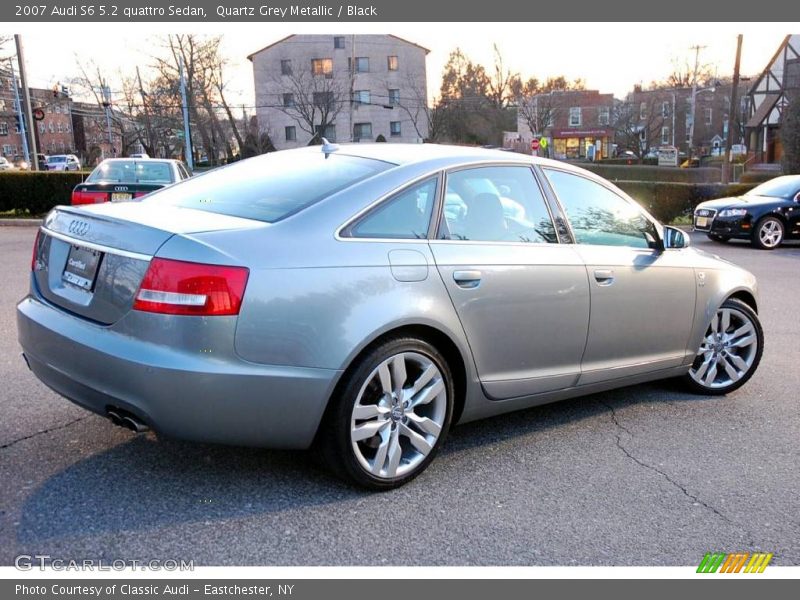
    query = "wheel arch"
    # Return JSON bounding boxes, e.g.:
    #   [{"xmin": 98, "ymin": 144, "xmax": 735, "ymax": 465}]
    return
[
  {"xmin": 313, "ymin": 322, "xmax": 471, "ymax": 446},
  {"xmin": 727, "ymin": 289, "xmax": 758, "ymax": 313}
]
